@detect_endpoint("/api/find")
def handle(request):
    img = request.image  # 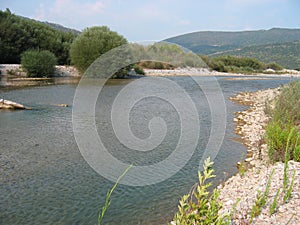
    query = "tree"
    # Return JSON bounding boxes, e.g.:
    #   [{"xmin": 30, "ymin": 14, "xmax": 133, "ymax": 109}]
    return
[
  {"xmin": 0, "ymin": 9, "xmax": 76, "ymax": 64},
  {"xmin": 21, "ymin": 50, "xmax": 57, "ymax": 77},
  {"xmin": 69, "ymin": 26, "xmax": 127, "ymax": 73}
]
